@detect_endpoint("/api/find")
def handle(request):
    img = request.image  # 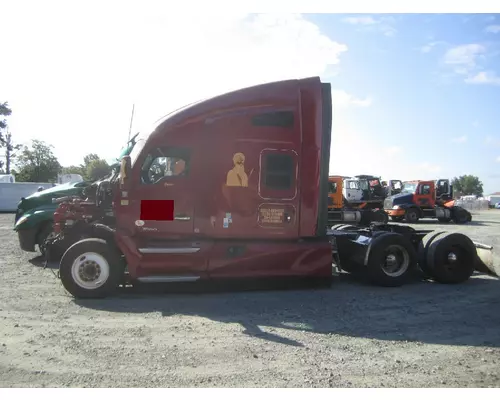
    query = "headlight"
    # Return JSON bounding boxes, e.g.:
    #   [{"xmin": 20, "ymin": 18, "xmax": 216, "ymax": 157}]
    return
[{"xmin": 392, "ymin": 205, "xmax": 400, "ymax": 210}]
